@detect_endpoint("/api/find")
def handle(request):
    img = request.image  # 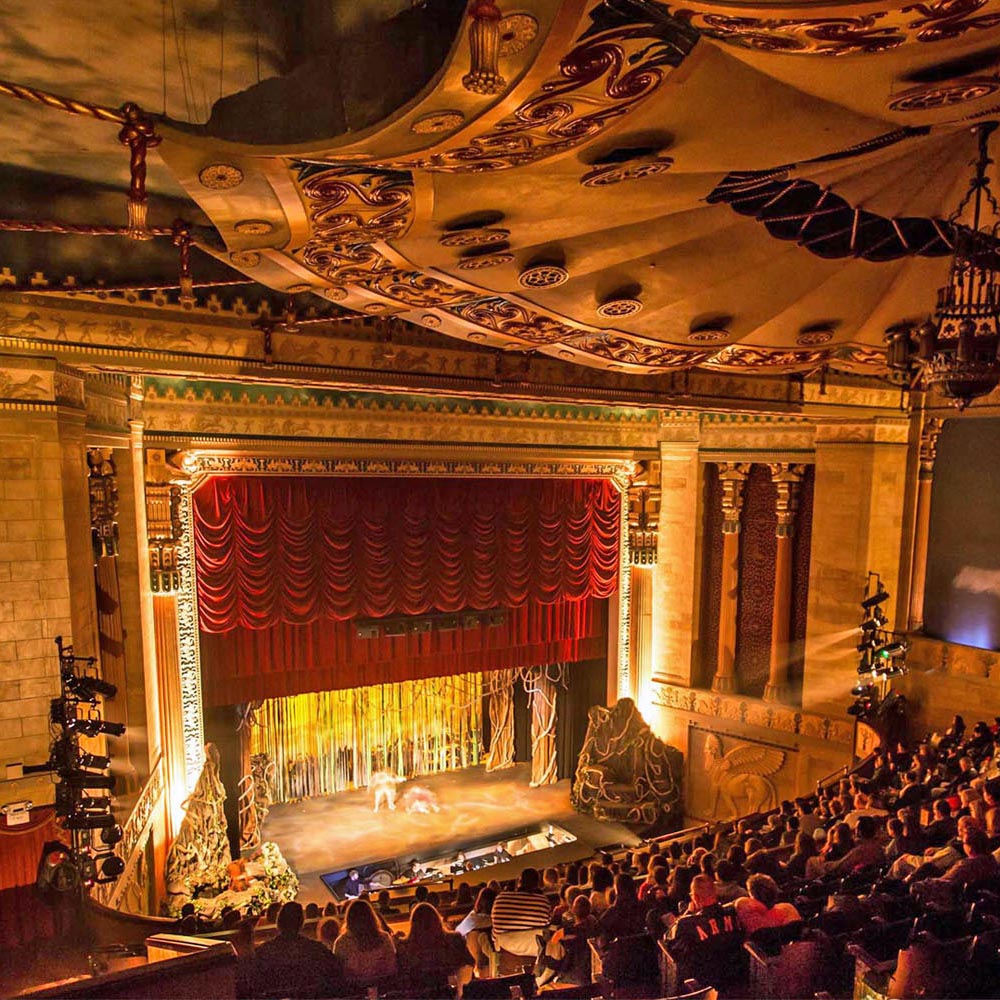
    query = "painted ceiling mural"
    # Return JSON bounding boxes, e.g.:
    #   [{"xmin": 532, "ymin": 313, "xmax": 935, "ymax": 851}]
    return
[{"xmin": 9, "ymin": 0, "xmax": 1000, "ymax": 376}]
